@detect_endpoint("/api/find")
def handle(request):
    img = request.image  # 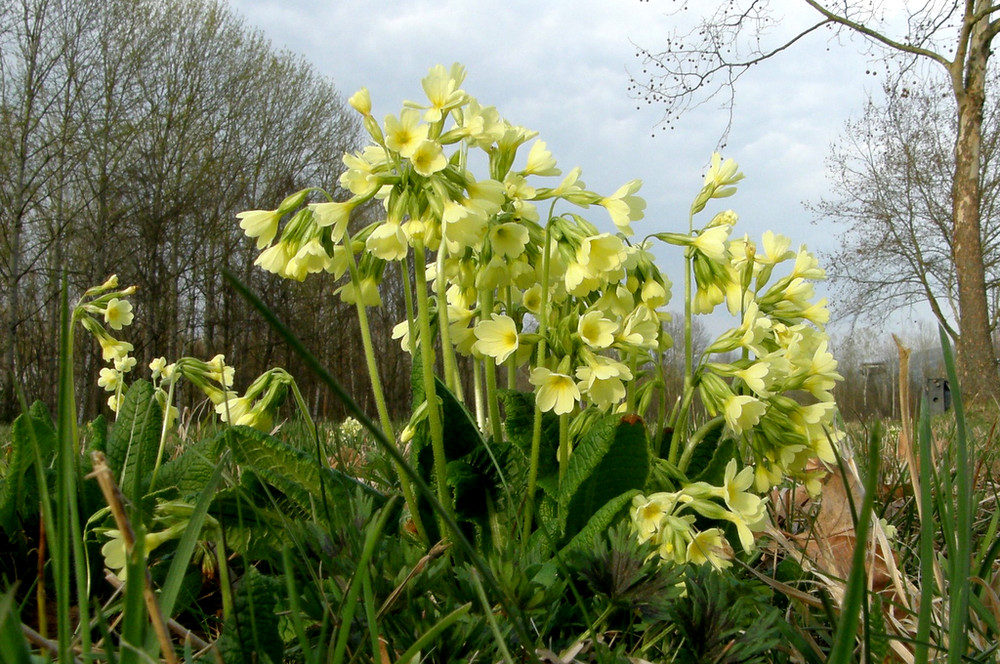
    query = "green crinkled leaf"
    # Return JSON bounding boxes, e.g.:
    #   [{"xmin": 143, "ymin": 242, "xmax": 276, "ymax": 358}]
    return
[
  {"xmin": 216, "ymin": 567, "xmax": 284, "ymax": 664},
  {"xmin": 682, "ymin": 417, "xmax": 727, "ymax": 483},
  {"xmin": 560, "ymin": 414, "xmax": 650, "ymax": 541},
  {"xmin": 559, "ymin": 489, "xmax": 641, "ymax": 558},
  {"xmin": 106, "ymin": 380, "xmax": 162, "ymax": 500},
  {"xmin": 498, "ymin": 390, "xmax": 560, "ymax": 481},
  {"xmin": 448, "ymin": 442, "xmax": 506, "ymax": 521},
  {"xmin": 151, "ymin": 435, "xmax": 224, "ymax": 497},
  {"xmin": 689, "ymin": 435, "xmax": 736, "ymax": 487},
  {"xmin": 0, "ymin": 401, "xmax": 55, "ymax": 535},
  {"xmin": 412, "ymin": 373, "xmax": 482, "ymax": 463},
  {"xmin": 86, "ymin": 414, "xmax": 108, "ymax": 454},
  {"xmin": 225, "ymin": 426, "xmax": 385, "ymax": 515}
]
